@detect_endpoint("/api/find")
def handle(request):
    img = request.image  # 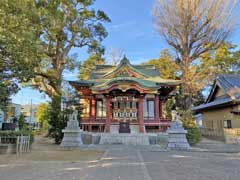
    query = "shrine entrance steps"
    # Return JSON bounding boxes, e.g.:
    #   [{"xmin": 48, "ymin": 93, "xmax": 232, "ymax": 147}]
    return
[
  {"xmin": 109, "ymin": 124, "xmax": 143, "ymax": 134},
  {"xmin": 99, "ymin": 133, "xmax": 151, "ymax": 145}
]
